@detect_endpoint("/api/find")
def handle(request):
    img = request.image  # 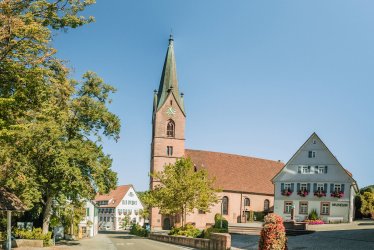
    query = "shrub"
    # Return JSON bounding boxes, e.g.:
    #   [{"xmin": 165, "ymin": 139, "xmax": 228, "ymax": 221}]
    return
[
  {"xmin": 308, "ymin": 209, "xmax": 318, "ymax": 221},
  {"xmin": 129, "ymin": 224, "xmax": 148, "ymax": 237},
  {"xmin": 0, "ymin": 231, "xmax": 4, "ymax": 241},
  {"xmin": 13, "ymin": 228, "xmax": 52, "ymax": 246},
  {"xmin": 304, "ymin": 219, "xmax": 324, "ymax": 225},
  {"xmin": 258, "ymin": 213, "xmax": 287, "ymax": 250},
  {"xmin": 169, "ymin": 224, "xmax": 201, "ymax": 238},
  {"xmin": 201, "ymin": 226, "xmax": 227, "ymax": 239},
  {"xmin": 214, "ymin": 214, "xmax": 228, "ymax": 229}
]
